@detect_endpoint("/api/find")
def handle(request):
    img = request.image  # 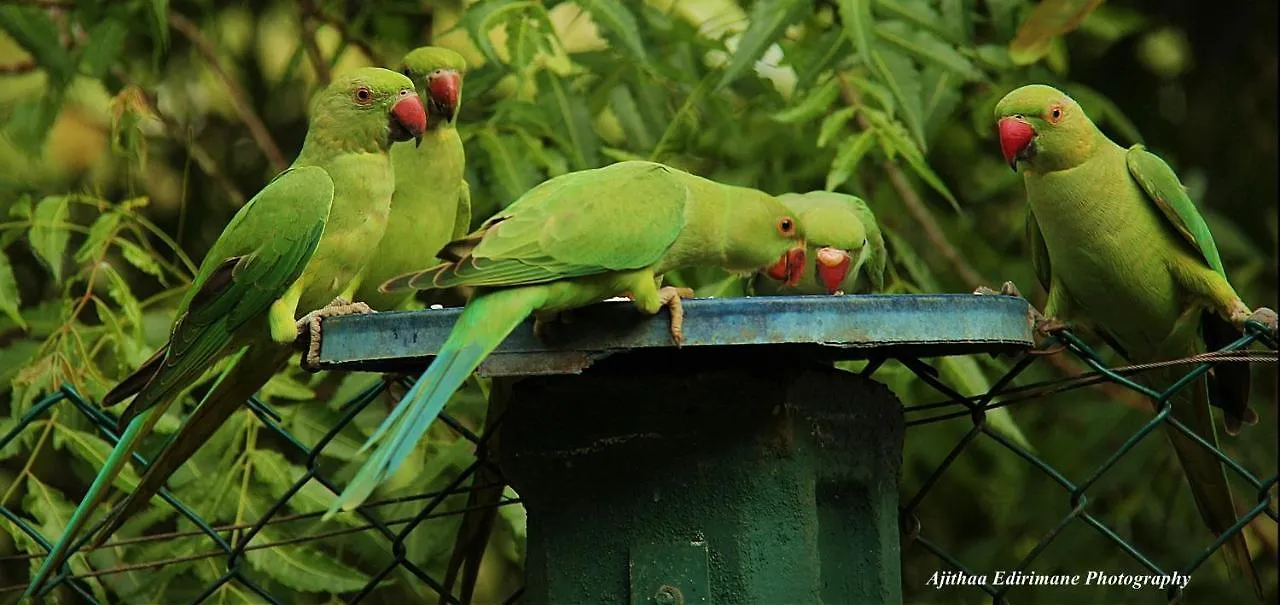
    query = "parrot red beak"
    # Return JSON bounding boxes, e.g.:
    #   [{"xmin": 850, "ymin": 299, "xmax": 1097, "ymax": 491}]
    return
[
  {"xmin": 765, "ymin": 247, "xmax": 807, "ymax": 288},
  {"xmin": 429, "ymin": 70, "xmax": 461, "ymax": 123},
  {"xmin": 998, "ymin": 117, "xmax": 1036, "ymax": 171},
  {"xmin": 390, "ymin": 94, "xmax": 428, "ymax": 146},
  {"xmin": 815, "ymin": 247, "xmax": 852, "ymax": 295}
]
